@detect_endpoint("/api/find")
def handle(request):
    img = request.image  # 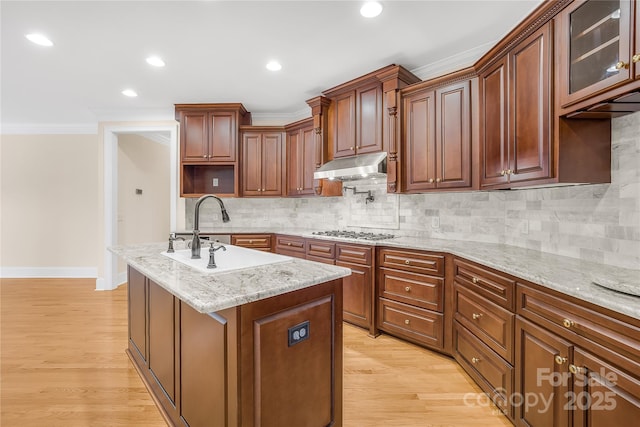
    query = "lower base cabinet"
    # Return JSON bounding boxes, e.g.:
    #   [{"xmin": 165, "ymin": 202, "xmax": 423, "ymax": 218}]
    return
[{"xmin": 127, "ymin": 266, "xmax": 343, "ymax": 427}]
